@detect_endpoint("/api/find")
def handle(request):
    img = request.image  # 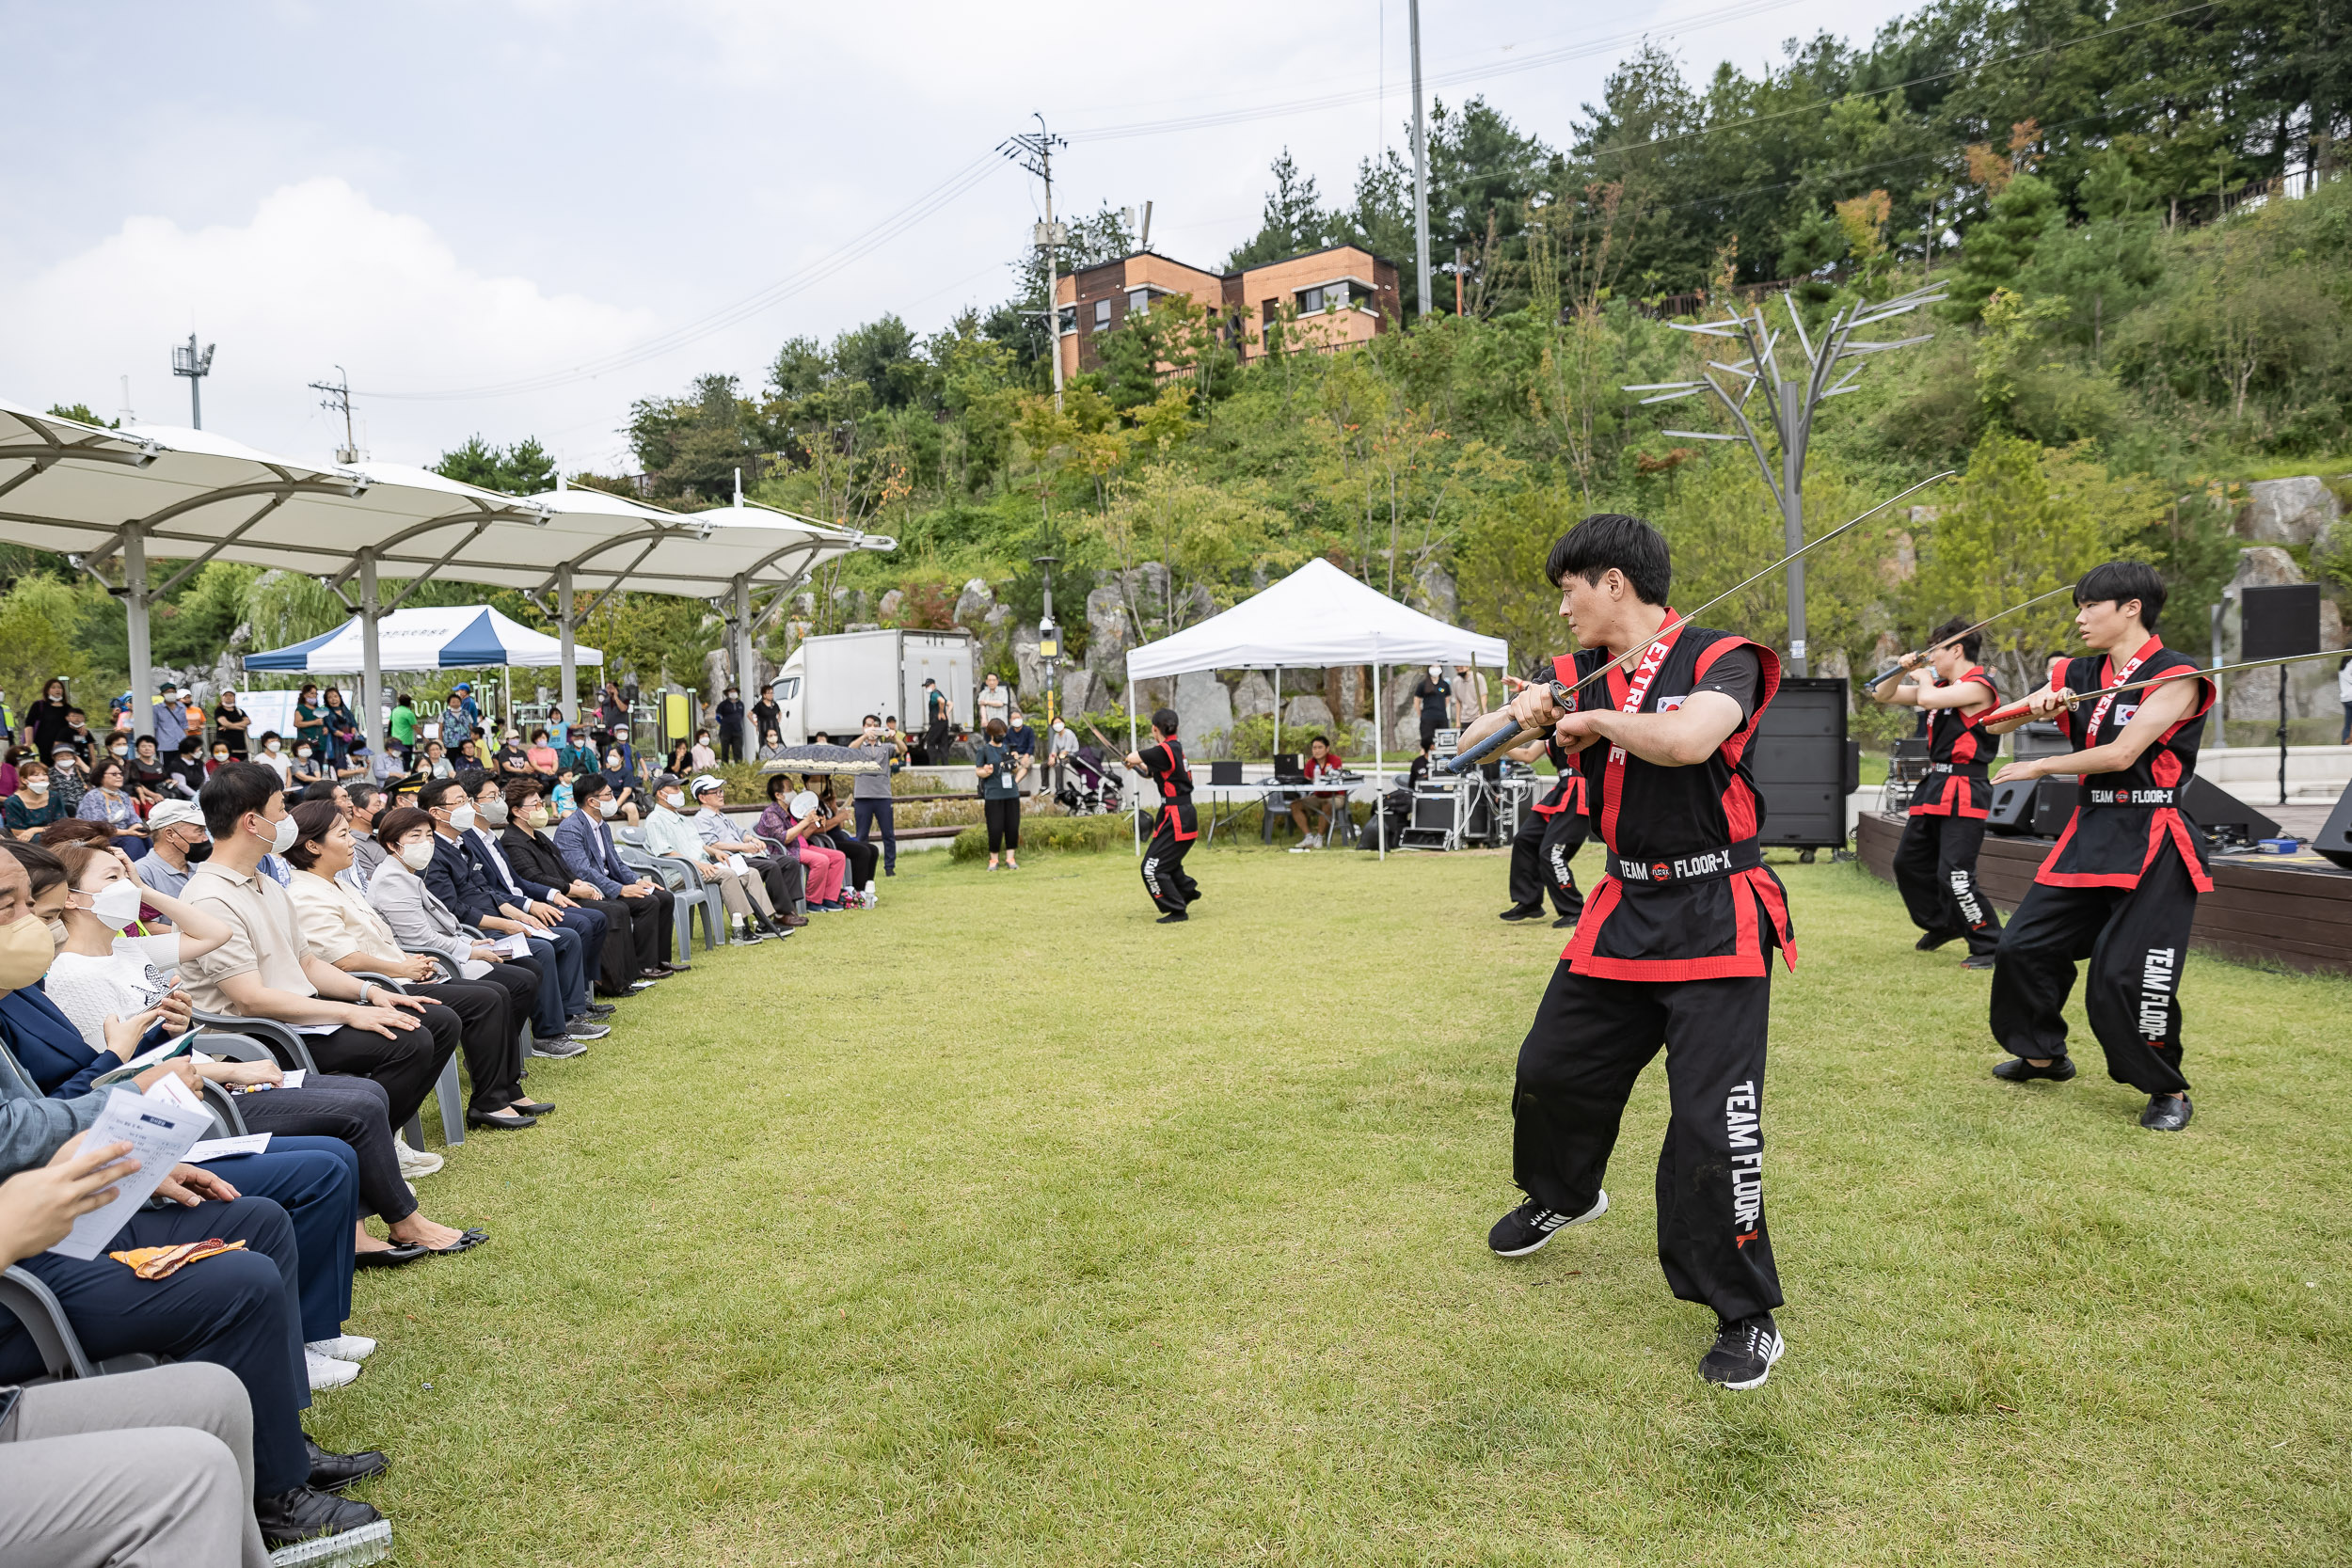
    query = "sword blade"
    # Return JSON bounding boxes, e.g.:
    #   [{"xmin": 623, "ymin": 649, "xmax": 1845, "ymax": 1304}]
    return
[
  {"xmin": 1862, "ymin": 585, "xmax": 2076, "ymax": 689},
  {"xmin": 1979, "ymin": 648, "xmax": 2333, "ymax": 728}
]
